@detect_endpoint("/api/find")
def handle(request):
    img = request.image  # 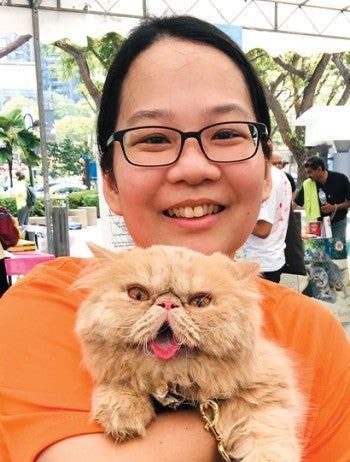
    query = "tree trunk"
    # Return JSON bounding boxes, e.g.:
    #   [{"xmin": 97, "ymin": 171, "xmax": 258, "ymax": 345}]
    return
[
  {"xmin": 0, "ymin": 34, "xmax": 32, "ymax": 59},
  {"xmin": 53, "ymin": 40, "xmax": 101, "ymax": 109}
]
